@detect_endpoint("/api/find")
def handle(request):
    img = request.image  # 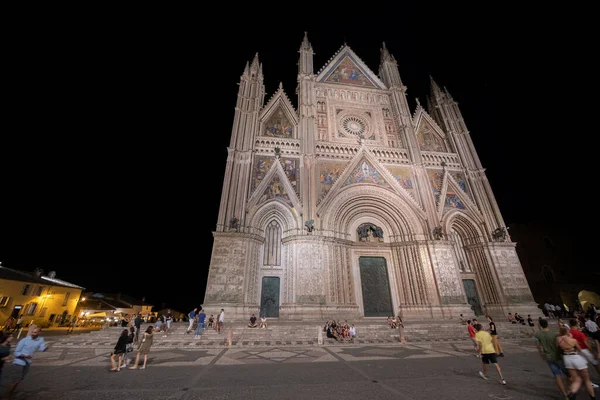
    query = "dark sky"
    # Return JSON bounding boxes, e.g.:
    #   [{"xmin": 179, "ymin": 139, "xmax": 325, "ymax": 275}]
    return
[{"xmin": 1, "ymin": 21, "xmax": 591, "ymax": 311}]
